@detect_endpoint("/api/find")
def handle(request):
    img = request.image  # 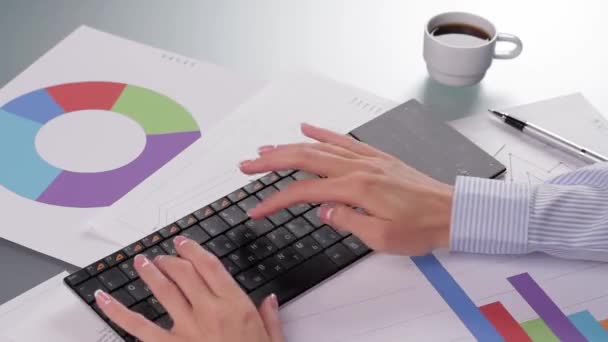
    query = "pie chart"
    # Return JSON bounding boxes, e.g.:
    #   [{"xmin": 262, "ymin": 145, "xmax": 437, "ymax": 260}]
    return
[{"xmin": 0, "ymin": 81, "xmax": 201, "ymax": 208}]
